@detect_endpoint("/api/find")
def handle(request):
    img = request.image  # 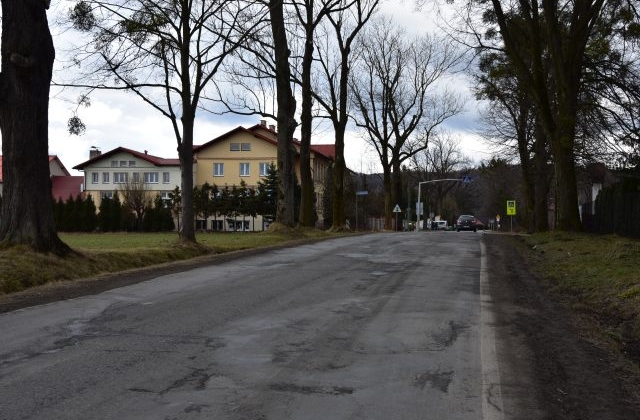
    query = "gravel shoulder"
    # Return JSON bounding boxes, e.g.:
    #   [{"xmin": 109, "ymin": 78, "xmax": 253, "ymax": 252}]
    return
[{"xmin": 484, "ymin": 233, "xmax": 640, "ymax": 420}]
